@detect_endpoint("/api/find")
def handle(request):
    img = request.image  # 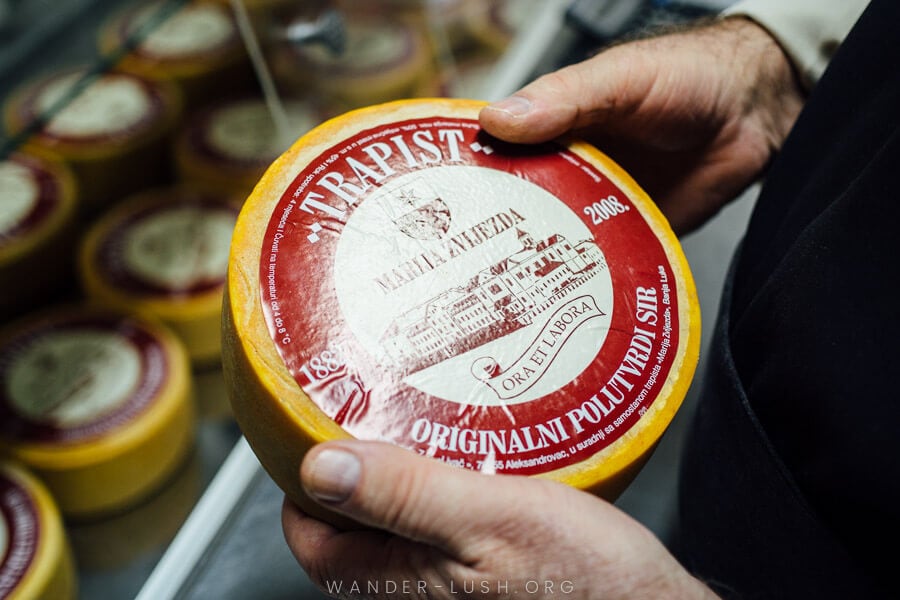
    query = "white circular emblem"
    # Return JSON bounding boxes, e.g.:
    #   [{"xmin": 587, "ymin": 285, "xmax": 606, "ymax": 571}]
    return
[
  {"xmin": 122, "ymin": 206, "xmax": 236, "ymax": 290},
  {"xmin": 0, "ymin": 162, "xmax": 38, "ymax": 236},
  {"xmin": 39, "ymin": 73, "xmax": 152, "ymax": 138},
  {"xmin": 333, "ymin": 165, "xmax": 614, "ymax": 406},
  {"xmin": 6, "ymin": 331, "xmax": 142, "ymax": 427},
  {"xmin": 135, "ymin": 3, "xmax": 234, "ymax": 58}
]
